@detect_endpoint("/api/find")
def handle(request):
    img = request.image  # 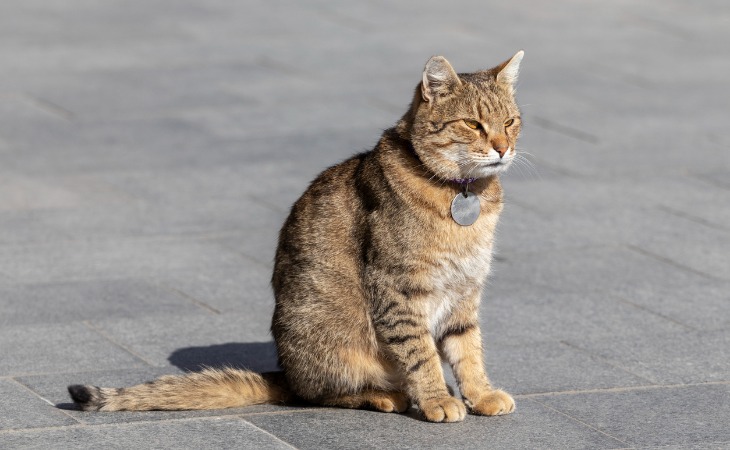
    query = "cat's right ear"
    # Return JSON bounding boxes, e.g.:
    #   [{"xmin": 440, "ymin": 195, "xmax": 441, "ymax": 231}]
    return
[
  {"xmin": 495, "ymin": 50, "xmax": 524, "ymax": 88},
  {"xmin": 421, "ymin": 56, "xmax": 461, "ymax": 103}
]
